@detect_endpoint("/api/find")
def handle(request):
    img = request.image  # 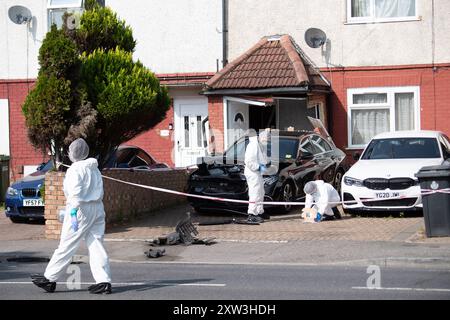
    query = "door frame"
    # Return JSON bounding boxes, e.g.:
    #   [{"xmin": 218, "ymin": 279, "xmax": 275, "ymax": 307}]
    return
[{"xmin": 174, "ymin": 96, "xmax": 208, "ymax": 167}]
